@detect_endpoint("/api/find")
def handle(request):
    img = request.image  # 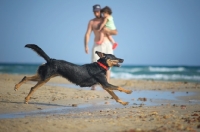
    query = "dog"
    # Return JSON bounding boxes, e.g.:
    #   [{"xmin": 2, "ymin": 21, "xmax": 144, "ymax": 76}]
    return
[{"xmin": 14, "ymin": 44, "xmax": 132, "ymax": 105}]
